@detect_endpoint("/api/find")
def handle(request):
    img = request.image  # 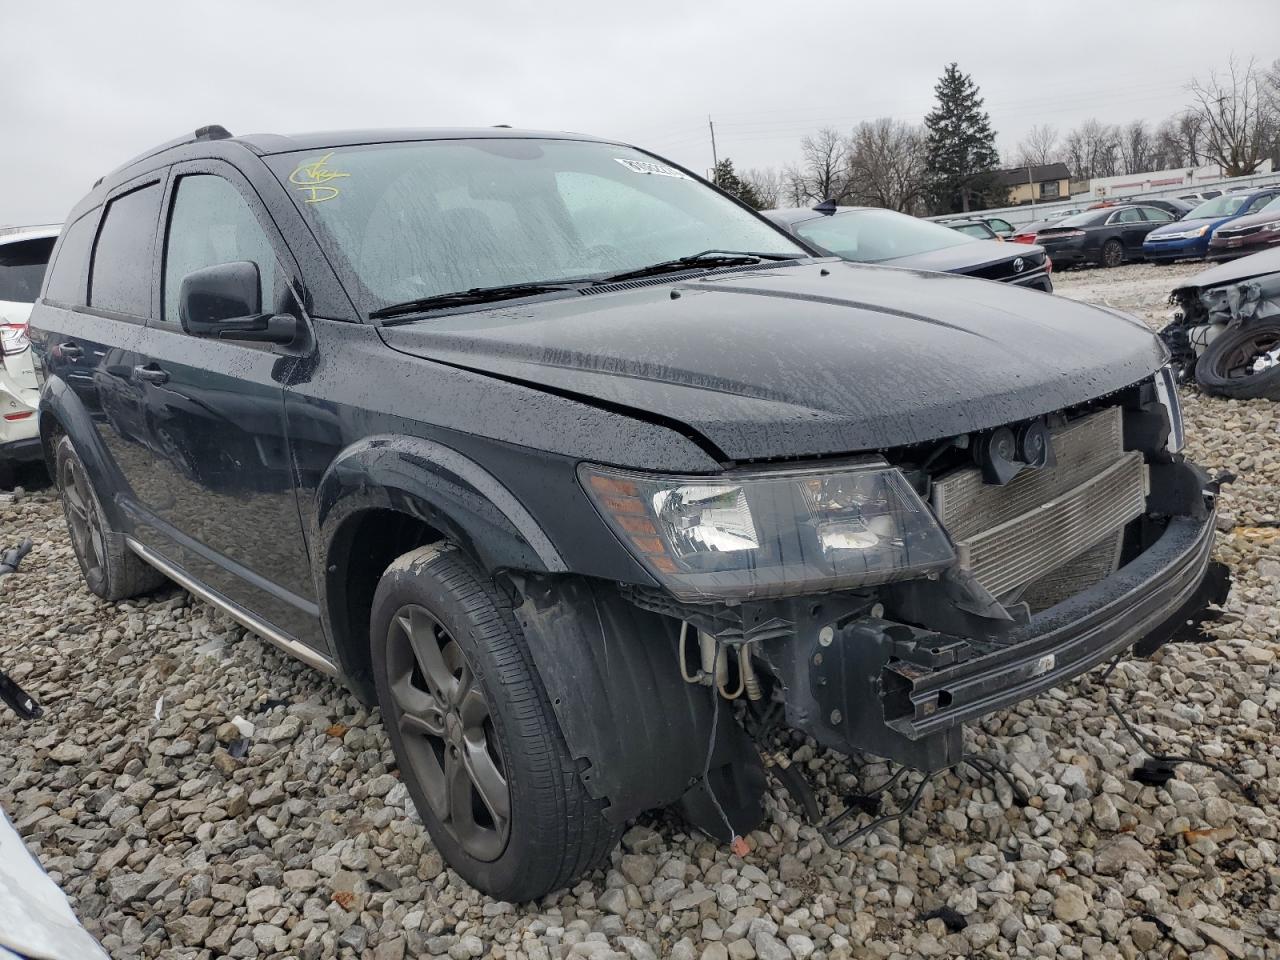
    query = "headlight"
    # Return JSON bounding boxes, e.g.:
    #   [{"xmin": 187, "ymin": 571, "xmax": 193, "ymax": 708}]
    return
[
  {"xmin": 580, "ymin": 461, "xmax": 956, "ymax": 601},
  {"xmin": 1154, "ymin": 365, "xmax": 1185, "ymax": 453},
  {"xmin": 1193, "ymin": 224, "xmax": 1210, "ymax": 237}
]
